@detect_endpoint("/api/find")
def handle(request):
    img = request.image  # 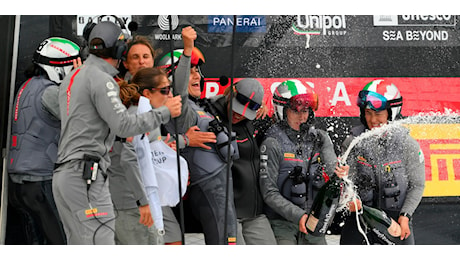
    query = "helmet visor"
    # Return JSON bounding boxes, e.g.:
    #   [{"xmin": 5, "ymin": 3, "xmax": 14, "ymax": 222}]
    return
[
  {"xmin": 289, "ymin": 93, "xmax": 318, "ymax": 112},
  {"xmin": 357, "ymin": 90, "xmax": 388, "ymax": 111},
  {"xmin": 235, "ymin": 92, "xmax": 261, "ymax": 111}
]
